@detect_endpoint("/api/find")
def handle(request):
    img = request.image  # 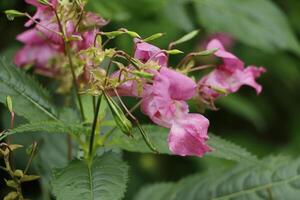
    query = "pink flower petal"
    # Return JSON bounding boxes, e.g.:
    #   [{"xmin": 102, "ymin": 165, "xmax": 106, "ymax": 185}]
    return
[
  {"xmin": 160, "ymin": 67, "xmax": 196, "ymax": 100},
  {"xmin": 207, "ymin": 39, "xmax": 244, "ymax": 72},
  {"xmin": 198, "ymin": 65, "xmax": 266, "ymax": 101},
  {"xmin": 168, "ymin": 114, "xmax": 211, "ymax": 157},
  {"xmin": 14, "ymin": 44, "xmax": 57, "ymax": 69},
  {"xmin": 134, "ymin": 39, "xmax": 168, "ymax": 67},
  {"xmin": 16, "ymin": 29, "xmax": 46, "ymax": 44}
]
